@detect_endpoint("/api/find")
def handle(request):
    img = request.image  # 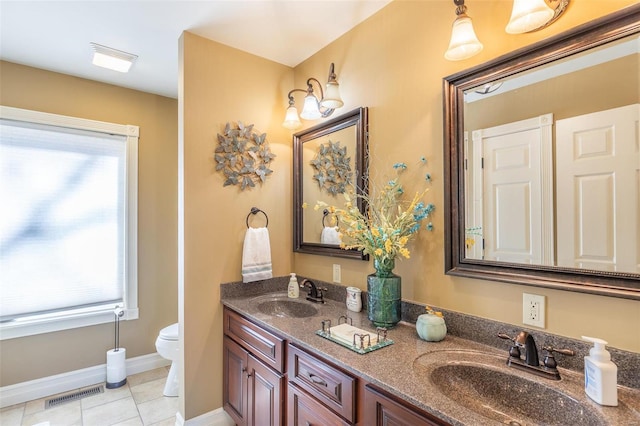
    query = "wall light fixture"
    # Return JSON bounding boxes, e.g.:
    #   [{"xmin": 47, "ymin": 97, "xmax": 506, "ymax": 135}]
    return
[
  {"xmin": 91, "ymin": 43, "xmax": 138, "ymax": 73},
  {"xmin": 506, "ymin": 0, "xmax": 570, "ymax": 34},
  {"xmin": 445, "ymin": 0, "xmax": 570, "ymax": 61},
  {"xmin": 282, "ymin": 63, "xmax": 344, "ymax": 130},
  {"xmin": 444, "ymin": 0, "xmax": 484, "ymax": 61}
]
